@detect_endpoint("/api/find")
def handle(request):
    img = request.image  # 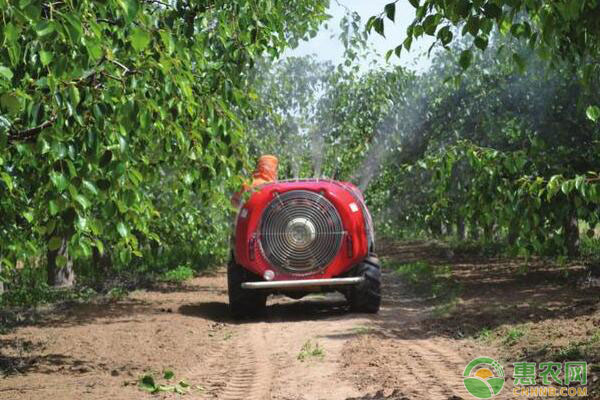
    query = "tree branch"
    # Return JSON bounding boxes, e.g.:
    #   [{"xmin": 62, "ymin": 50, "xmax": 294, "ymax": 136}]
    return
[{"xmin": 7, "ymin": 116, "xmax": 57, "ymax": 144}]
